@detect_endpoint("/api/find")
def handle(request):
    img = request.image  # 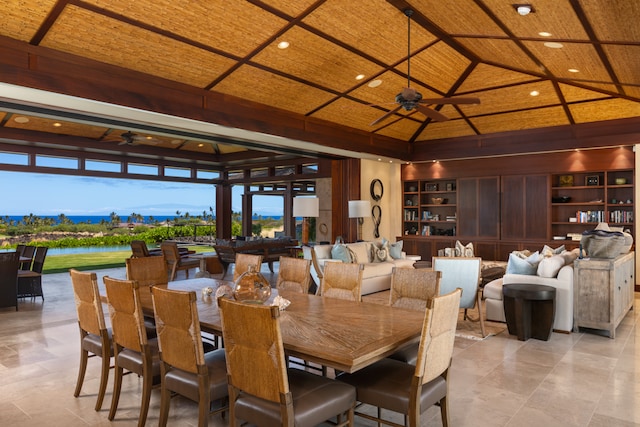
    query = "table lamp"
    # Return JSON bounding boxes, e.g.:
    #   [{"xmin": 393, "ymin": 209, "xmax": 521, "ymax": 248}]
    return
[
  {"xmin": 293, "ymin": 197, "xmax": 319, "ymax": 245},
  {"xmin": 348, "ymin": 200, "xmax": 371, "ymax": 242}
]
